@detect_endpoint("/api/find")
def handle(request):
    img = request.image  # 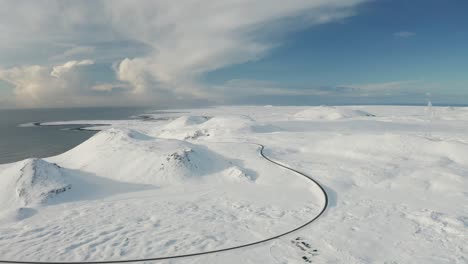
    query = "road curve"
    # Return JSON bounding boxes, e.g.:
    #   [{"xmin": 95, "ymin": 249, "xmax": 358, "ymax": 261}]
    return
[{"xmin": 0, "ymin": 143, "xmax": 328, "ymax": 264}]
